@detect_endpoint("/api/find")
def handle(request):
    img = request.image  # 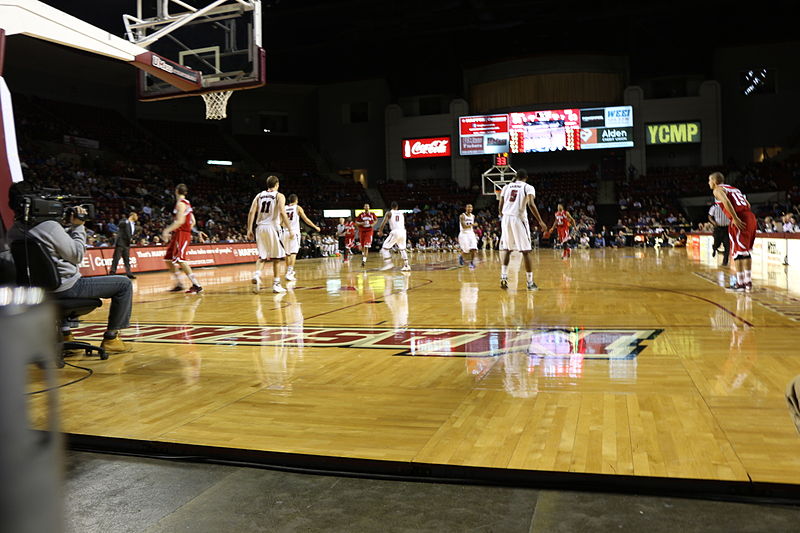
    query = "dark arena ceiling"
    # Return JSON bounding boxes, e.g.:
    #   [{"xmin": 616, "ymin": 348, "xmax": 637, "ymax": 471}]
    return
[{"xmin": 35, "ymin": 1, "xmax": 796, "ymax": 94}]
